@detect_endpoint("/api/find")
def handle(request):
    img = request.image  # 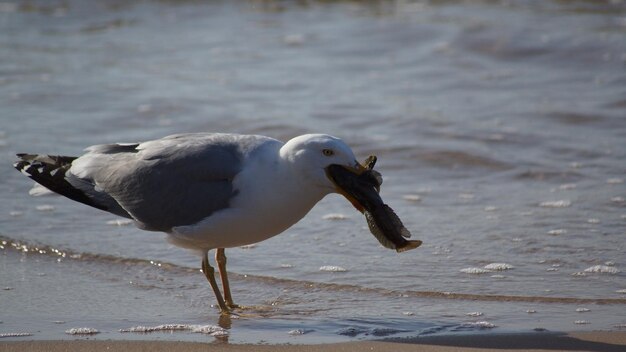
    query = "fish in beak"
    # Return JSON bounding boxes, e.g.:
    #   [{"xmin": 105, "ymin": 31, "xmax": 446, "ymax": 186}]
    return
[{"xmin": 325, "ymin": 156, "xmax": 422, "ymax": 253}]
